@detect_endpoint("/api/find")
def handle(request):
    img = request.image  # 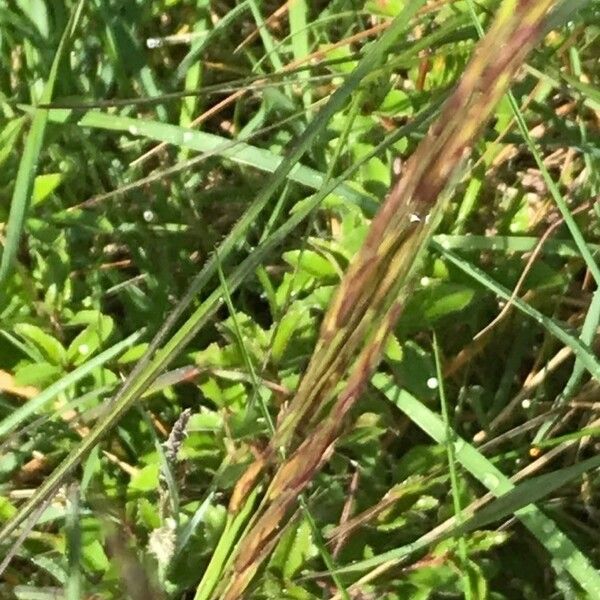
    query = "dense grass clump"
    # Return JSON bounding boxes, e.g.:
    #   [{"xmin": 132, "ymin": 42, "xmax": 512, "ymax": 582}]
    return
[{"xmin": 0, "ymin": 1, "xmax": 599, "ymax": 599}]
